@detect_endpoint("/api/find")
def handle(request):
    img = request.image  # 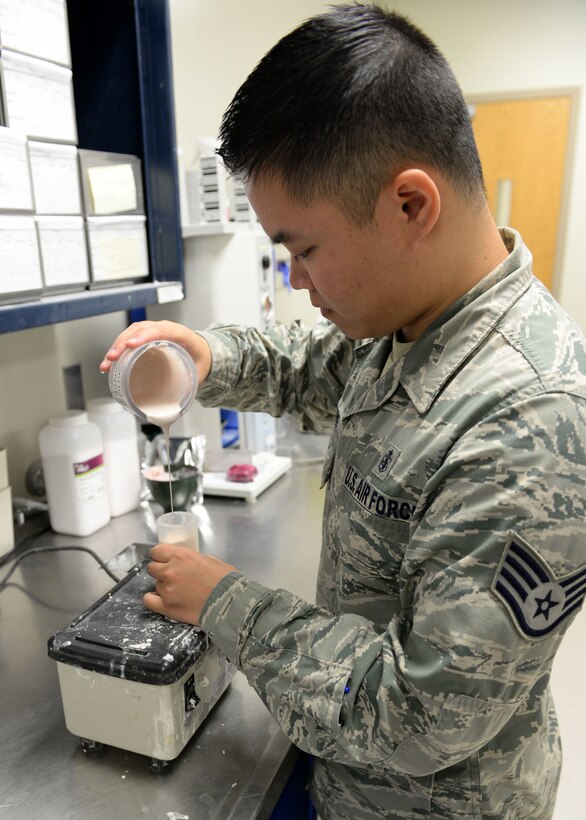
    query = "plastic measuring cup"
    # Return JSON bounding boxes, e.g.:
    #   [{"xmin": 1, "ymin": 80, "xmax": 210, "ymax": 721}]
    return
[
  {"xmin": 156, "ymin": 510, "xmax": 200, "ymax": 551},
  {"xmin": 108, "ymin": 340, "xmax": 198, "ymax": 426}
]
